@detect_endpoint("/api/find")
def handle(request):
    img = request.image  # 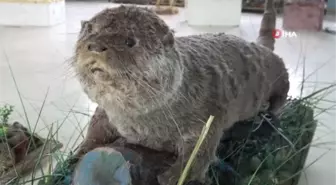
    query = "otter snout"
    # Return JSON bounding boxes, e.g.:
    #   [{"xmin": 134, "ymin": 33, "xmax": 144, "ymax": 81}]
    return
[{"xmin": 87, "ymin": 42, "xmax": 108, "ymax": 53}]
